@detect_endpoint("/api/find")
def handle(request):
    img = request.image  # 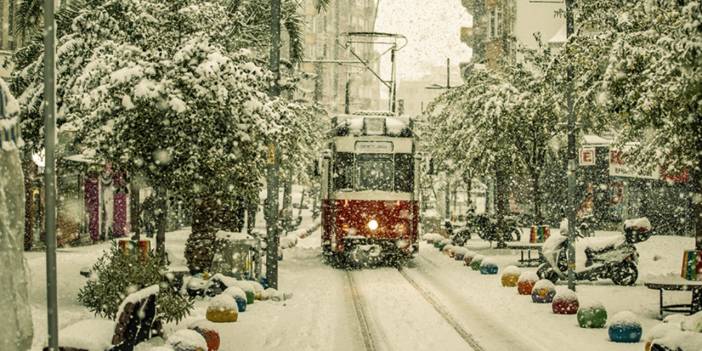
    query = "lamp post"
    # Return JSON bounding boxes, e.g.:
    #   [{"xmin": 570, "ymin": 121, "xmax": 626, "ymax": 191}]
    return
[
  {"xmin": 565, "ymin": 0, "xmax": 577, "ymax": 291},
  {"xmin": 266, "ymin": 0, "xmax": 281, "ymax": 290},
  {"xmin": 43, "ymin": 0, "xmax": 59, "ymax": 348}
]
